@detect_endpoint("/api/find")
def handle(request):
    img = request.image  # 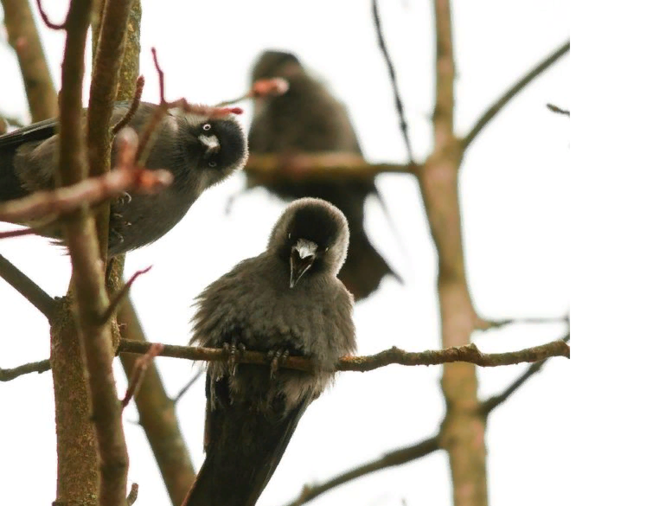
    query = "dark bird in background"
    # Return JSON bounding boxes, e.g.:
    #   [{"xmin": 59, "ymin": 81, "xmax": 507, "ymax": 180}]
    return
[
  {"xmin": 247, "ymin": 50, "xmax": 400, "ymax": 301},
  {"xmin": 184, "ymin": 197, "xmax": 356, "ymax": 506},
  {"xmin": 0, "ymin": 102, "xmax": 247, "ymax": 255}
]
